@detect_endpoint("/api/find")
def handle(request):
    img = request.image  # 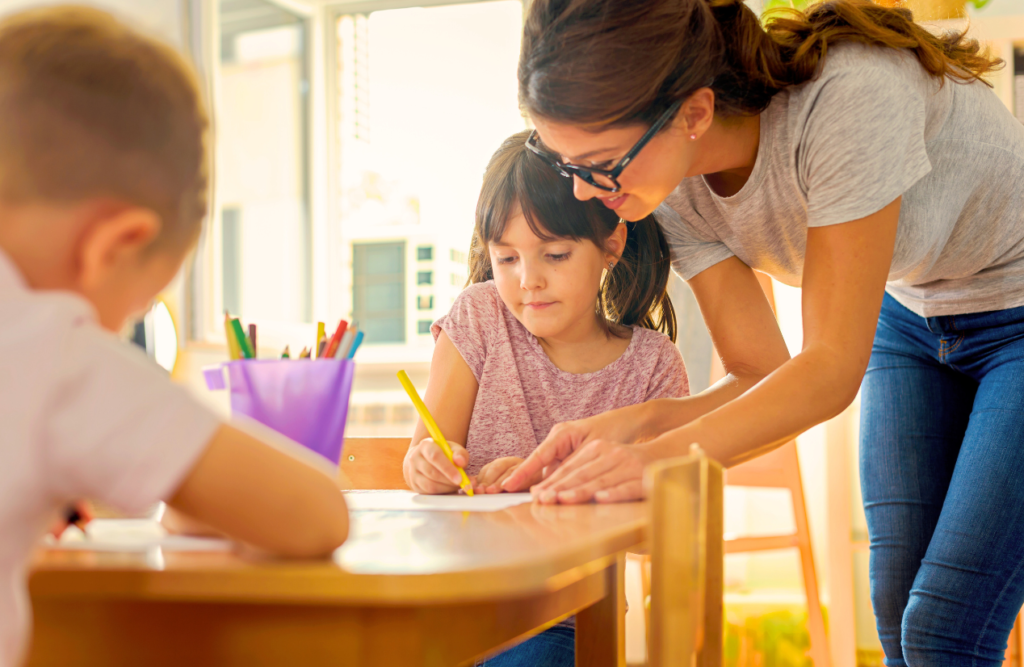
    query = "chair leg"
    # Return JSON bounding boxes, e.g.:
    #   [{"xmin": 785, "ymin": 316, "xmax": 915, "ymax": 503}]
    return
[
  {"xmin": 1005, "ymin": 611, "xmax": 1022, "ymax": 667},
  {"xmin": 787, "ymin": 446, "xmax": 831, "ymax": 667}
]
